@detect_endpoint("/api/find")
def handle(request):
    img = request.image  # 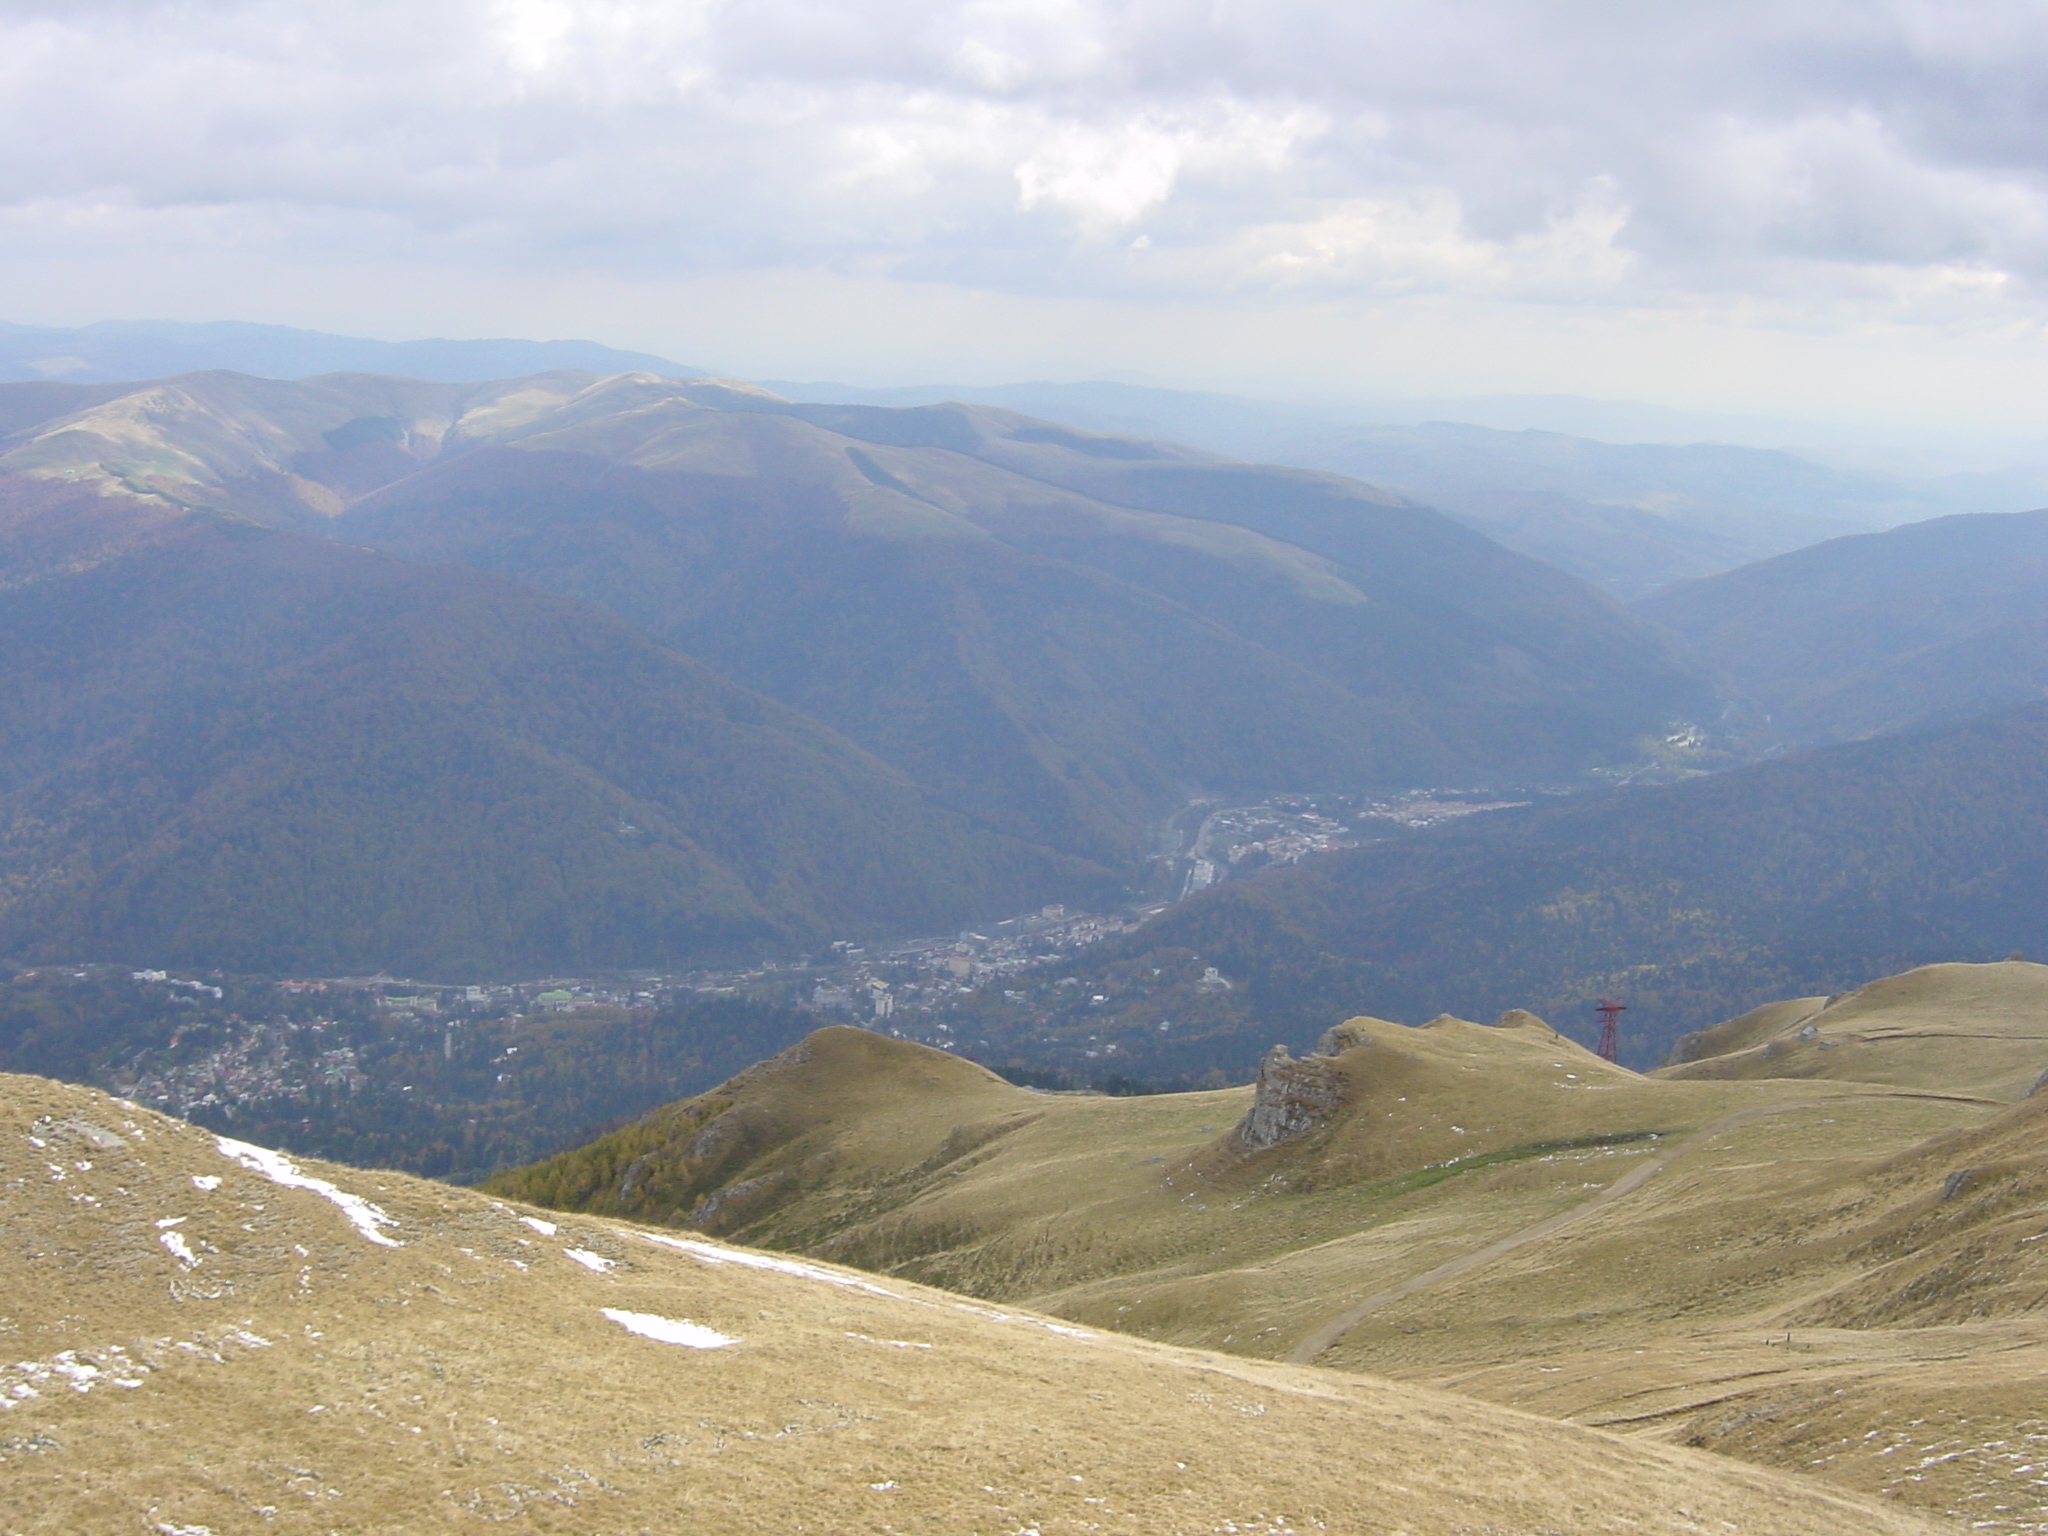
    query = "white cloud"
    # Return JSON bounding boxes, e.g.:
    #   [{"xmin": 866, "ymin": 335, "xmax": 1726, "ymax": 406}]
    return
[
  {"xmin": 3, "ymin": 1, "xmax": 2048, "ymax": 420},
  {"xmin": 1192, "ymin": 178, "xmax": 1634, "ymax": 299}
]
